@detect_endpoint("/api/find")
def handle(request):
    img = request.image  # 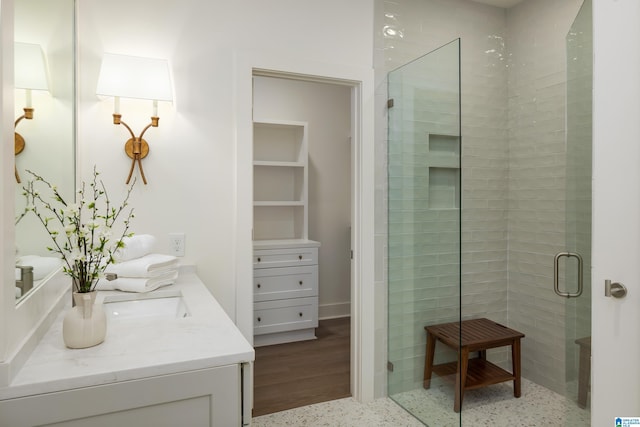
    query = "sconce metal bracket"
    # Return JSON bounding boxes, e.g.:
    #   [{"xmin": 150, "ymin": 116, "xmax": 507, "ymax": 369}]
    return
[
  {"xmin": 113, "ymin": 114, "xmax": 158, "ymax": 185},
  {"xmin": 124, "ymin": 138, "xmax": 149, "ymax": 160},
  {"xmin": 14, "ymin": 107, "xmax": 34, "ymax": 183},
  {"xmin": 15, "ymin": 133, "xmax": 25, "ymax": 155}
]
